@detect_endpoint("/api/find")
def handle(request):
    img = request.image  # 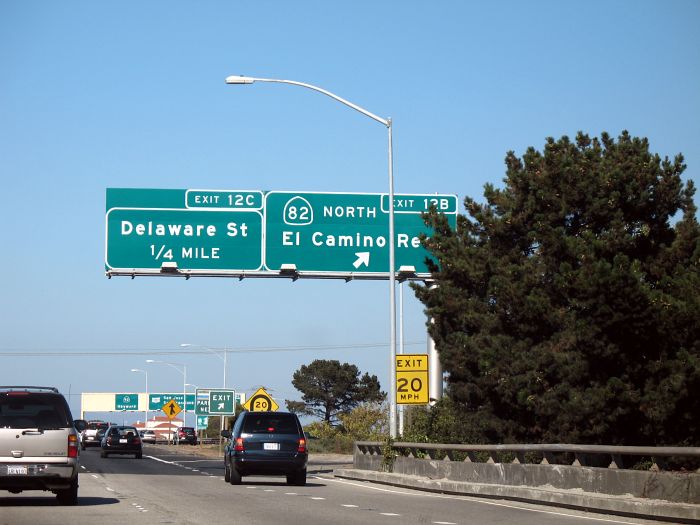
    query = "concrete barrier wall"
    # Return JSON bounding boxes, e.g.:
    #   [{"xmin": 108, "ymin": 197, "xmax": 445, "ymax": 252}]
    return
[{"xmin": 354, "ymin": 450, "xmax": 700, "ymax": 504}]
